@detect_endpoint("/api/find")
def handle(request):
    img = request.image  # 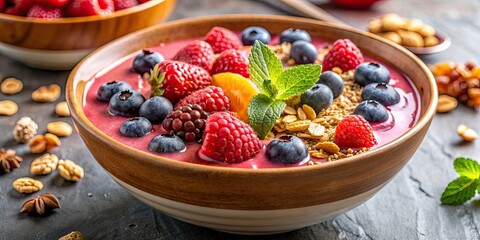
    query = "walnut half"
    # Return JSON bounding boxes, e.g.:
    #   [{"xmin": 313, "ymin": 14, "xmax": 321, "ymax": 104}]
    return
[{"xmin": 58, "ymin": 160, "xmax": 84, "ymax": 181}]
